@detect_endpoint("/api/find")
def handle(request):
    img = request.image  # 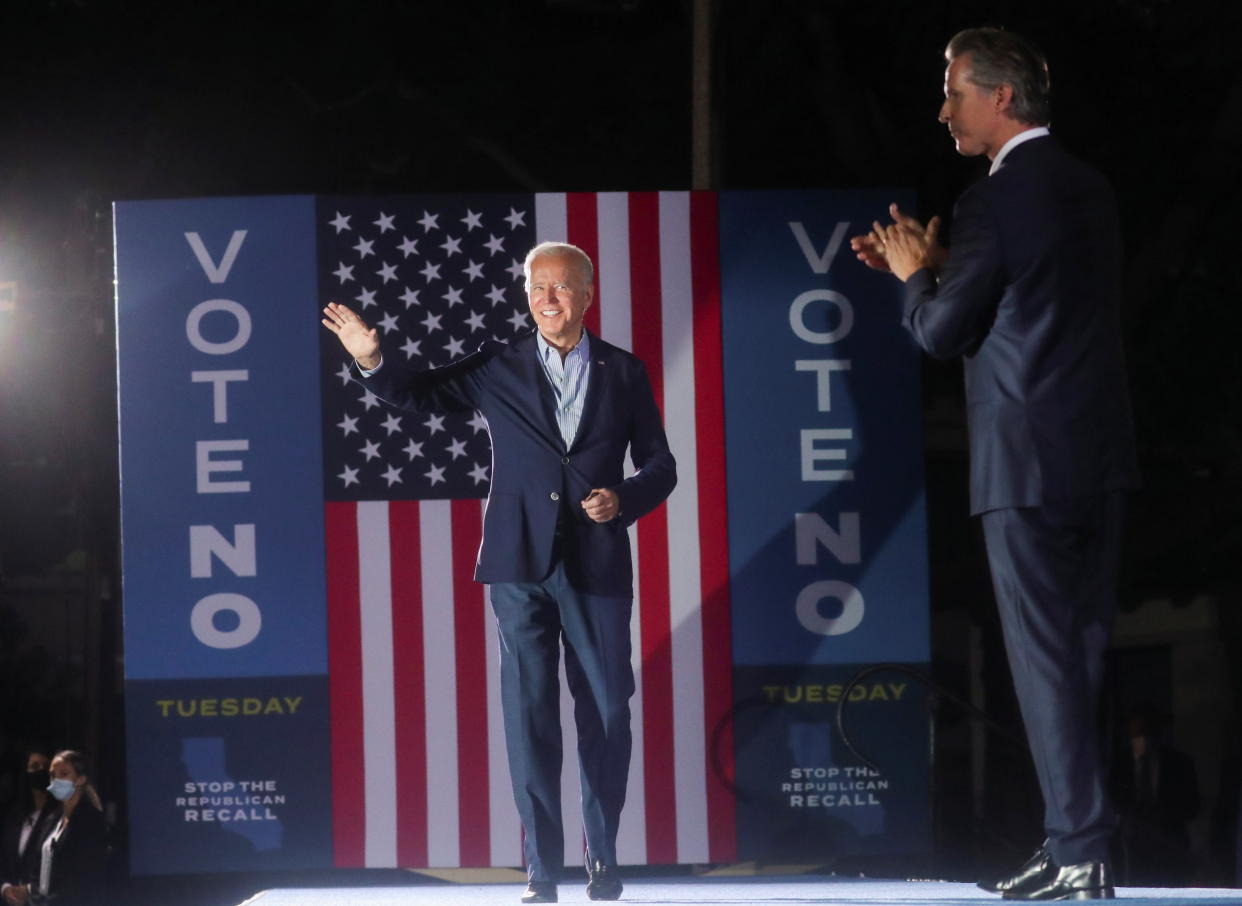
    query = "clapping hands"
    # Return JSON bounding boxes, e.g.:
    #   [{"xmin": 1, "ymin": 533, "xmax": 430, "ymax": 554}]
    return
[{"xmin": 849, "ymin": 203, "xmax": 946, "ymax": 282}]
